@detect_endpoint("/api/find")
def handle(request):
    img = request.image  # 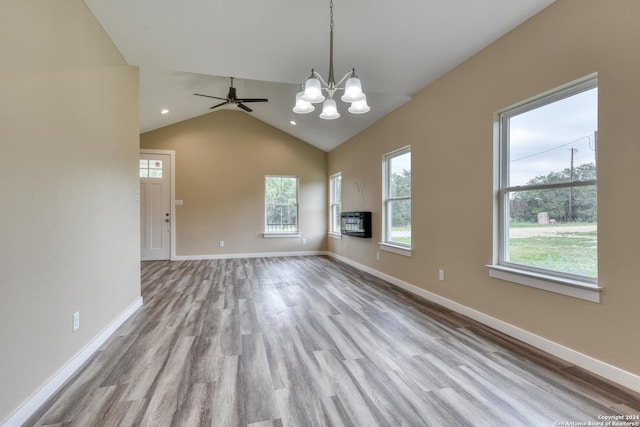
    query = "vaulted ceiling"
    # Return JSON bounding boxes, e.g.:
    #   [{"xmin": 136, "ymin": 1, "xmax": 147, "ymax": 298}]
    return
[{"xmin": 84, "ymin": 0, "xmax": 555, "ymax": 151}]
